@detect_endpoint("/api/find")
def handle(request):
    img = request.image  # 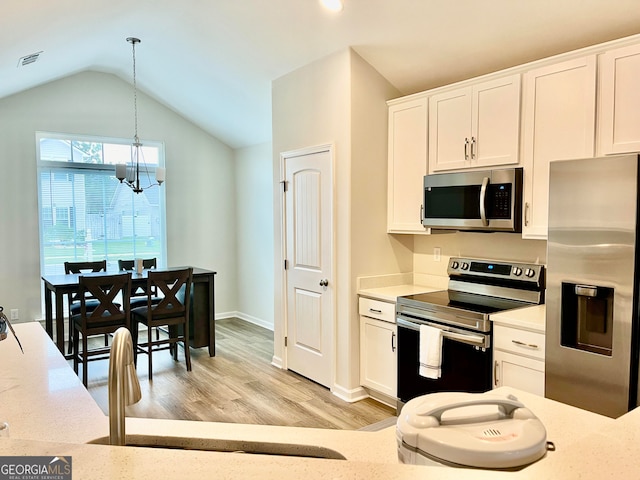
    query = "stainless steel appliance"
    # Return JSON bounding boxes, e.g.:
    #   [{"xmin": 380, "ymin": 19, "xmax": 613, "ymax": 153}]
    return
[
  {"xmin": 396, "ymin": 257, "xmax": 545, "ymax": 411},
  {"xmin": 546, "ymin": 153, "xmax": 640, "ymax": 418},
  {"xmin": 422, "ymin": 167, "xmax": 523, "ymax": 232}
]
